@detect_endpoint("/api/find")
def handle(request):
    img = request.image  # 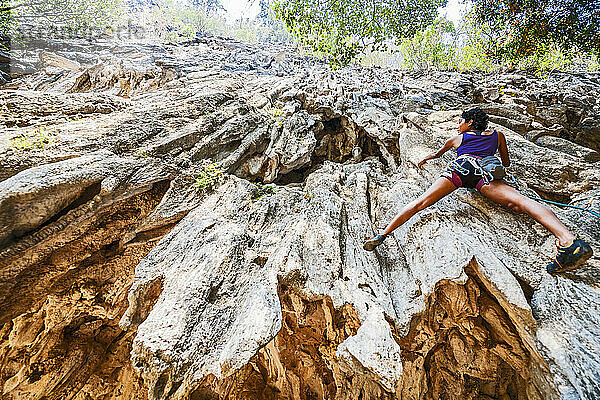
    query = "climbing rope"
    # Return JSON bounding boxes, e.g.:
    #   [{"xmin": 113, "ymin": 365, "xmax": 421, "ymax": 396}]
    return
[
  {"xmin": 525, "ymin": 192, "xmax": 600, "ymax": 219},
  {"xmin": 502, "ymin": 171, "xmax": 600, "ymax": 219}
]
